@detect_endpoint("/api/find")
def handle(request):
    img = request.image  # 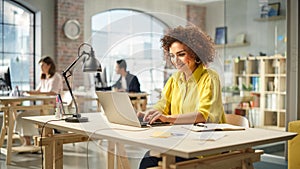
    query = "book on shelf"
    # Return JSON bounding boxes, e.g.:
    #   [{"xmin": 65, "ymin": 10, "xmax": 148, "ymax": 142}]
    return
[
  {"xmin": 251, "ymin": 77, "xmax": 260, "ymax": 92},
  {"xmin": 266, "ymin": 94, "xmax": 277, "ymax": 110}
]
